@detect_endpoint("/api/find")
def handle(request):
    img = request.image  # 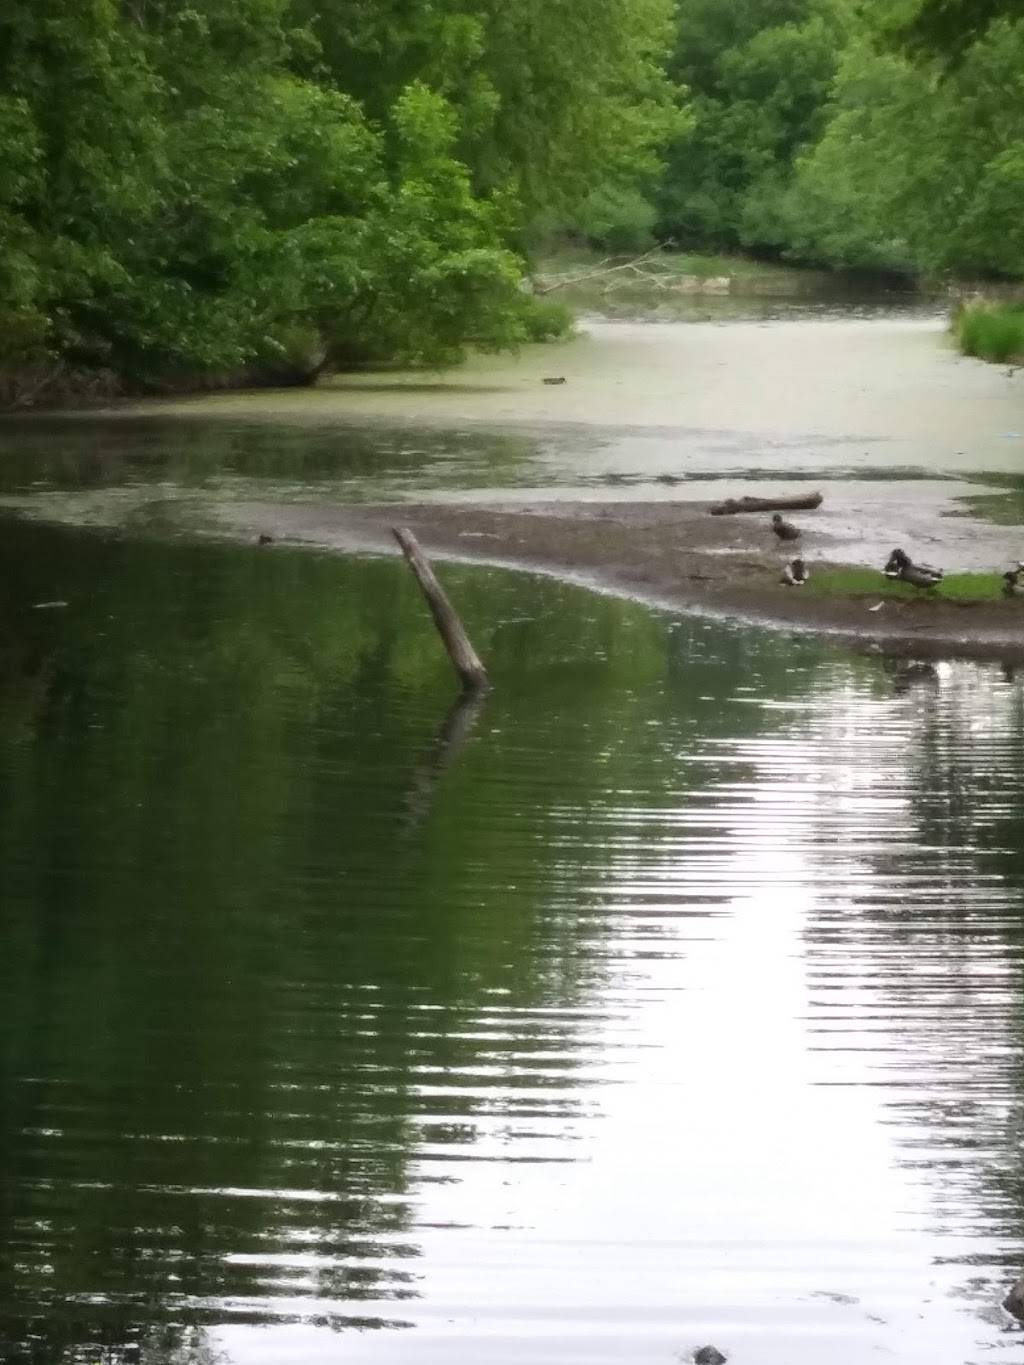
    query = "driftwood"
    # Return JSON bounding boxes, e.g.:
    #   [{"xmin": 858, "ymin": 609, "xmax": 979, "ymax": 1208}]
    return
[
  {"xmin": 710, "ymin": 491, "xmax": 823, "ymax": 517},
  {"xmin": 533, "ymin": 242, "xmax": 675, "ymax": 295},
  {"xmin": 392, "ymin": 527, "xmax": 490, "ymax": 694}
]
